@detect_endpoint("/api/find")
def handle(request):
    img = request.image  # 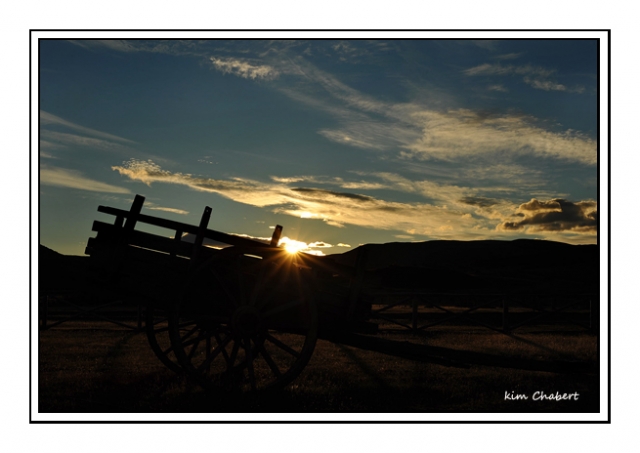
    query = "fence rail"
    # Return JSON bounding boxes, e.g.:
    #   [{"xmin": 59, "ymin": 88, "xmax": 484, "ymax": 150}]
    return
[
  {"xmin": 40, "ymin": 288, "xmax": 599, "ymax": 335},
  {"xmin": 39, "ymin": 290, "xmax": 144, "ymax": 331},
  {"xmin": 370, "ymin": 291, "xmax": 598, "ymax": 334}
]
